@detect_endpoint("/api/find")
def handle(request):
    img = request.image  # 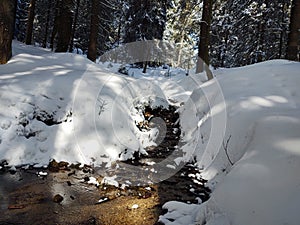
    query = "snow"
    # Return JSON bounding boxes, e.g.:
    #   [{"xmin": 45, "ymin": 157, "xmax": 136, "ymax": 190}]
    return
[
  {"xmin": 166, "ymin": 164, "xmax": 176, "ymax": 169},
  {"xmin": 1, "ymin": 42, "xmax": 300, "ymax": 225},
  {"xmin": 37, "ymin": 171, "xmax": 48, "ymax": 177},
  {"xmin": 101, "ymin": 175, "xmax": 119, "ymax": 187},
  {"xmin": 145, "ymin": 187, "xmax": 152, "ymax": 191},
  {"xmin": 87, "ymin": 177, "xmax": 100, "ymax": 187},
  {"xmin": 8, "ymin": 165, "xmax": 16, "ymax": 173},
  {"xmin": 131, "ymin": 204, "xmax": 139, "ymax": 209},
  {"xmin": 97, "ymin": 197, "xmax": 109, "ymax": 204},
  {"xmin": 160, "ymin": 60, "xmax": 300, "ymax": 225},
  {"xmin": 0, "ymin": 41, "xmax": 194, "ymax": 167}
]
